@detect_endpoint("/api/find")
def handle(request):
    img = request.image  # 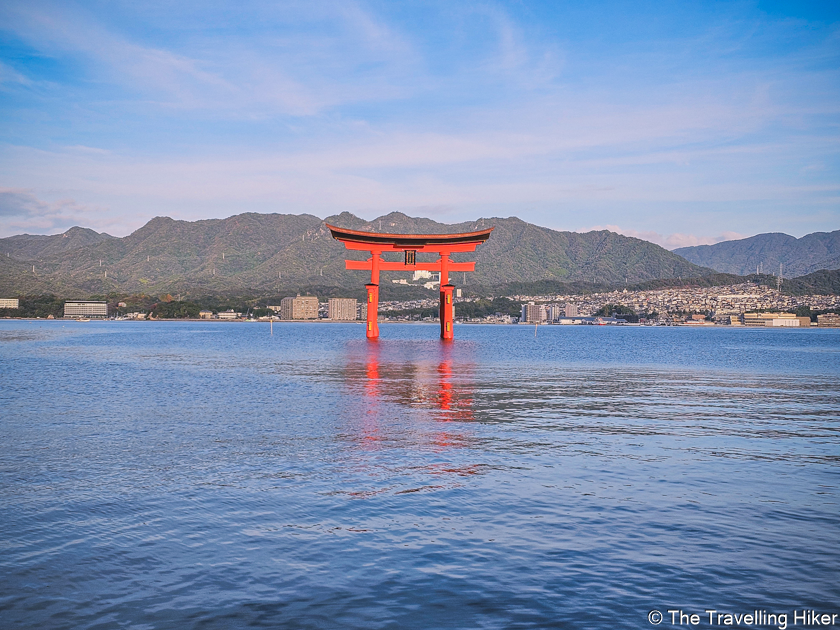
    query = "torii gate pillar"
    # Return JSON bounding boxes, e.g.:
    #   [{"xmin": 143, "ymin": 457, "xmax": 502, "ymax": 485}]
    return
[
  {"xmin": 327, "ymin": 223, "xmax": 493, "ymax": 340},
  {"xmin": 365, "ymin": 283, "xmax": 379, "ymax": 339},
  {"xmin": 440, "ymin": 284, "xmax": 455, "ymax": 340}
]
